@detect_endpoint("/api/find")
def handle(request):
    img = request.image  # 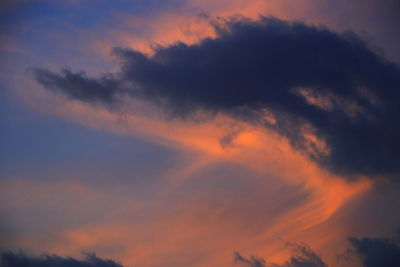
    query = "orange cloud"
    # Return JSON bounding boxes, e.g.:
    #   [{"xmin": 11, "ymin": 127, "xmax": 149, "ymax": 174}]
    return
[
  {"xmin": 12, "ymin": 91, "xmax": 374, "ymax": 266},
  {"xmin": 8, "ymin": 1, "xmax": 384, "ymax": 265}
]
